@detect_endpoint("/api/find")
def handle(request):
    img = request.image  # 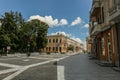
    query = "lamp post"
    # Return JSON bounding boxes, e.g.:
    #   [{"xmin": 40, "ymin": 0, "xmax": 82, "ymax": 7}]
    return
[
  {"xmin": 27, "ymin": 42, "xmax": 30, "ymax": 57},
  {"xmin": 6, "ymin": 46, "xmax": 10, "ymax": 56}
]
